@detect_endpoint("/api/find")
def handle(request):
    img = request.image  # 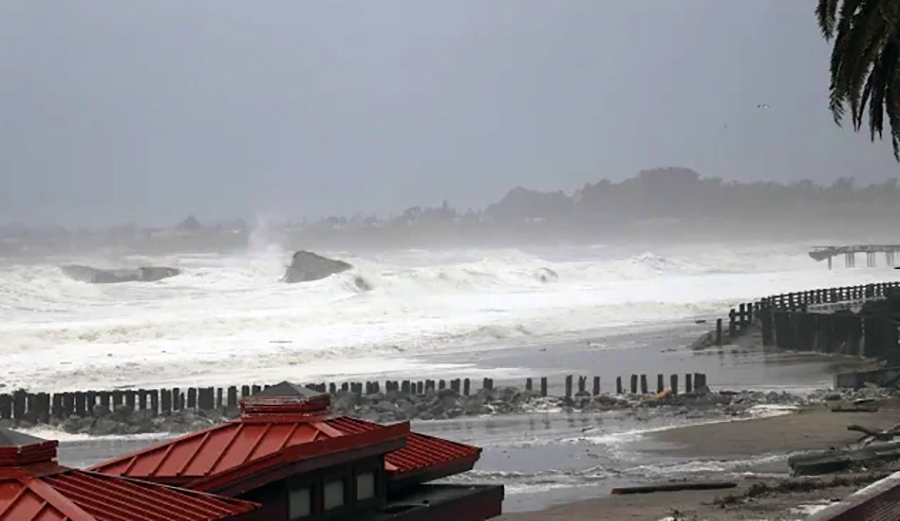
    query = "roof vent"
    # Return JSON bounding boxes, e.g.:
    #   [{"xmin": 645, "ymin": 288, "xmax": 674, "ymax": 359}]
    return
[{"xmin": 239, "ymin": 381, "xmax": 331, "ymax": 417}]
